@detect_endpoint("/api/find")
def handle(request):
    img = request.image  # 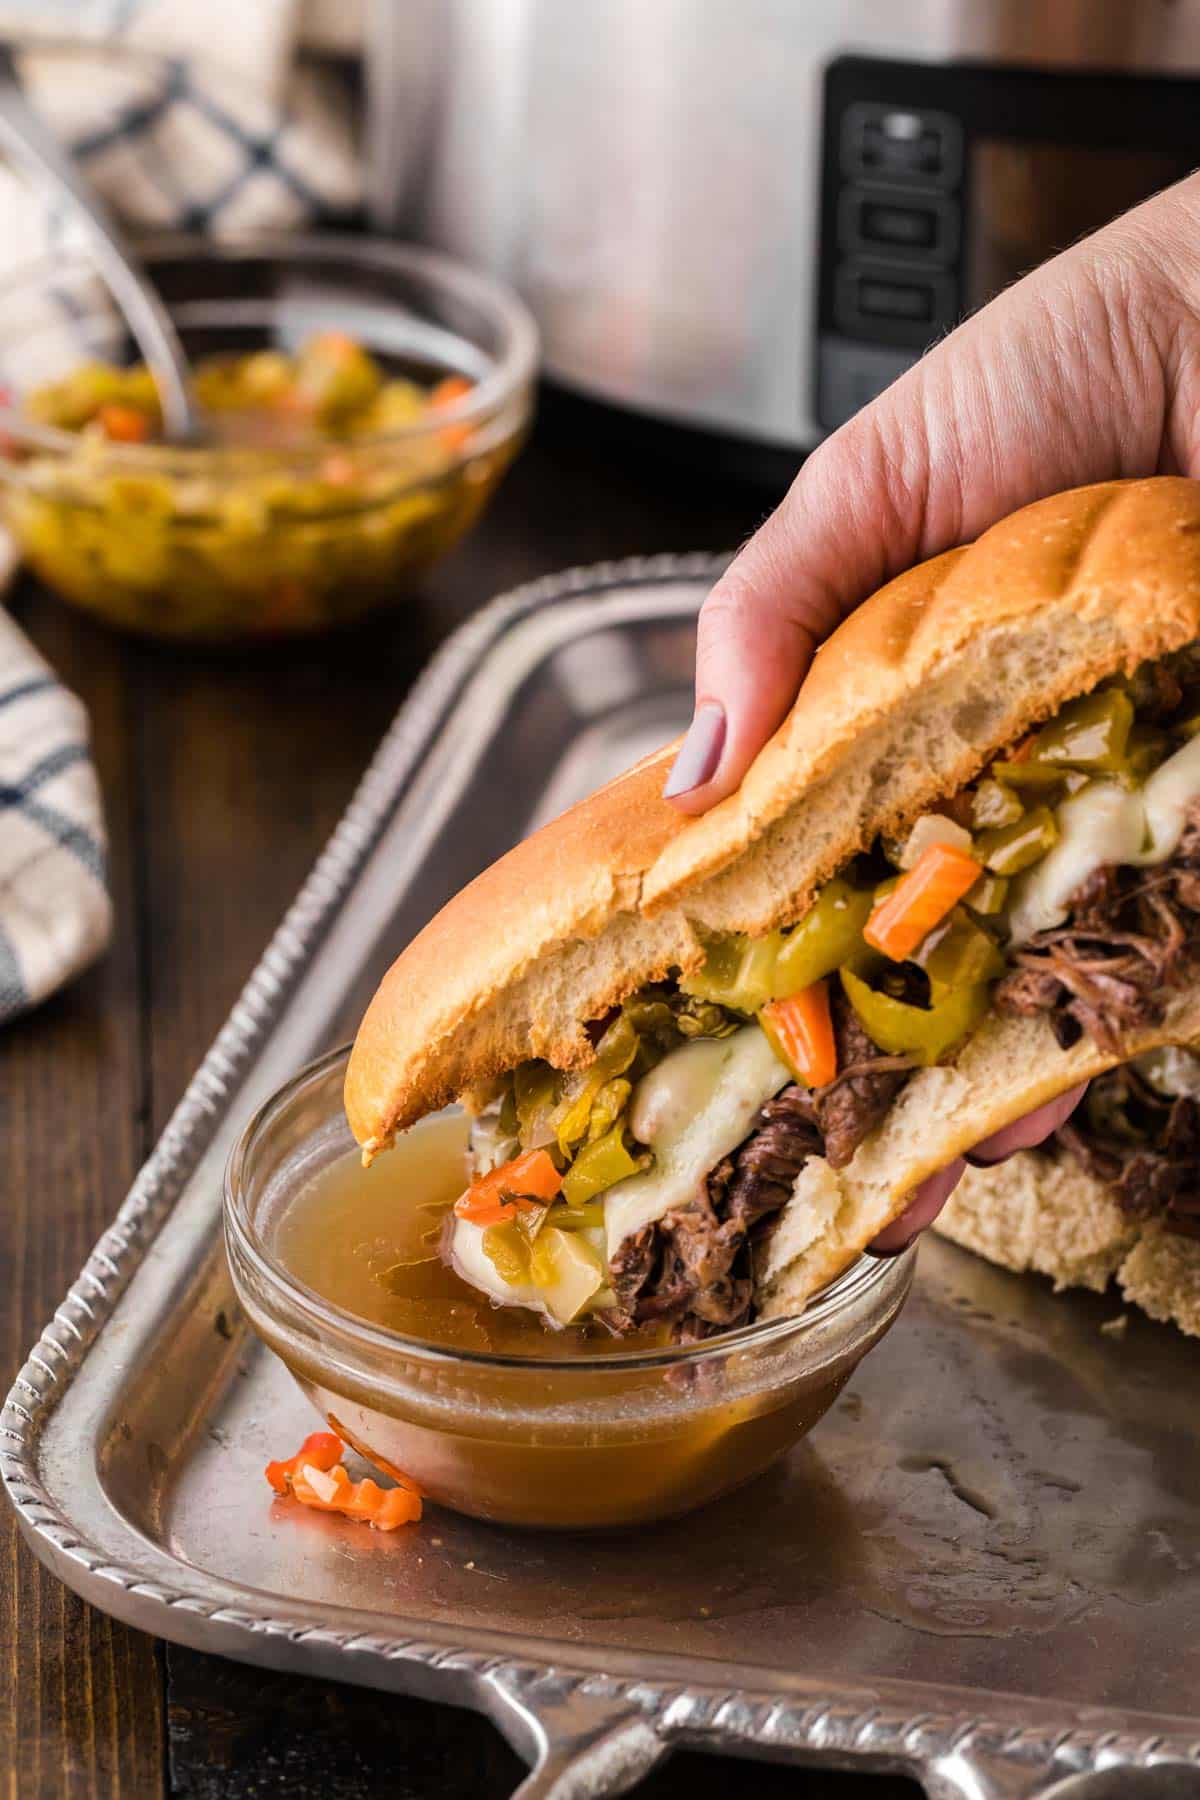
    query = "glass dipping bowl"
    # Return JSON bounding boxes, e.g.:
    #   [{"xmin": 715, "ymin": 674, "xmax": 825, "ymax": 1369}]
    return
[
  {"xmin": 225, "ymin": 1047, "xmax": 916, "ymax": 1531},
  {"xmin": 0, "ymin": 236, "xmax": 537, "ymax": 641}
]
